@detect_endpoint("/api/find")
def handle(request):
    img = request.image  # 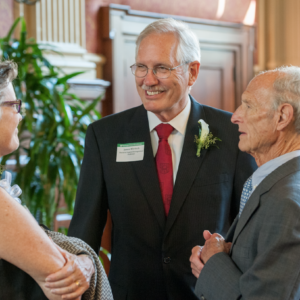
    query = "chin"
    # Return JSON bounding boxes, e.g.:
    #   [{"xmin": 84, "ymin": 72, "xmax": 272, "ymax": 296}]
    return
[
  {"xmin": 142, "ymin": 101, "xmax": 161, "ymax": 113},
  {"xmin": 238, "ymin": 142, "xmax": 249, "ymax": 153},
  {"xmin": 7, "ymin": 143, "xmax": 19, "ymax": 155}
]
